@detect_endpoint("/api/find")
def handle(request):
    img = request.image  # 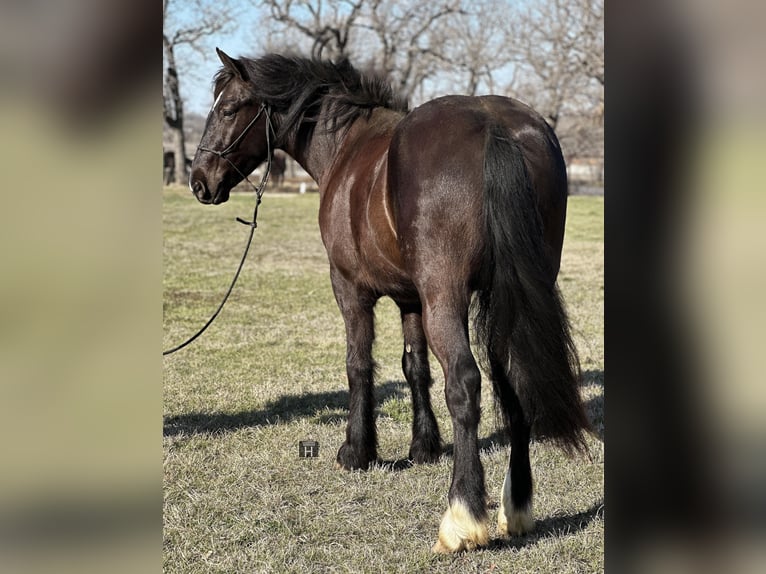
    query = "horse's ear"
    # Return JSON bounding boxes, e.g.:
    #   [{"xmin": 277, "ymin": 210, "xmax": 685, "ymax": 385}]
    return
[{"xmin": 216, "ymin": 47, "xmax": 248, "ymax": 80}]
